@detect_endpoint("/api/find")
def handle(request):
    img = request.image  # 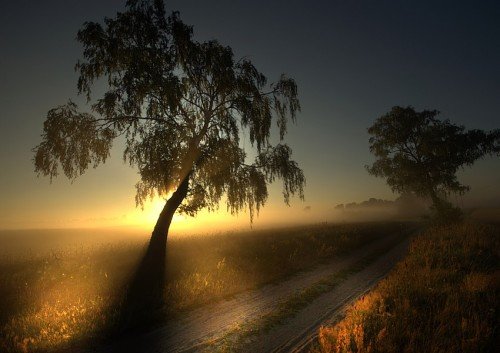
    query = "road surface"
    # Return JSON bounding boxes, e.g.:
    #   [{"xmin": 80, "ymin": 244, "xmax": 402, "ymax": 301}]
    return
[{"xmin": 94, "ymin": 230, "xmax": 412, "ymax": 353}]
